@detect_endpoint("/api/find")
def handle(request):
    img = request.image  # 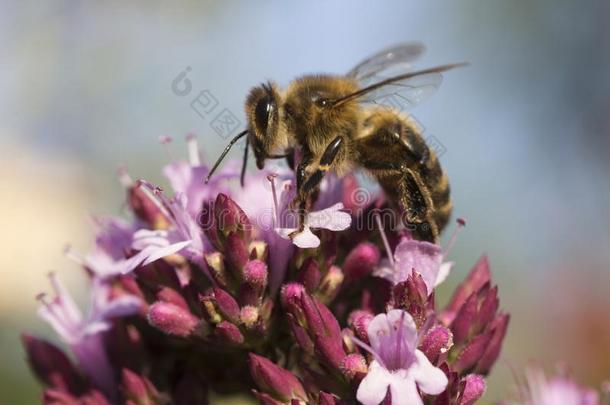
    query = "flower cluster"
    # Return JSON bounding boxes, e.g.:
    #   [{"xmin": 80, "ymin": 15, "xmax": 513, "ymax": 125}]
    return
[{"xmin": 23, "ymin": 135, "xmax": 511, "ymax": 404}]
